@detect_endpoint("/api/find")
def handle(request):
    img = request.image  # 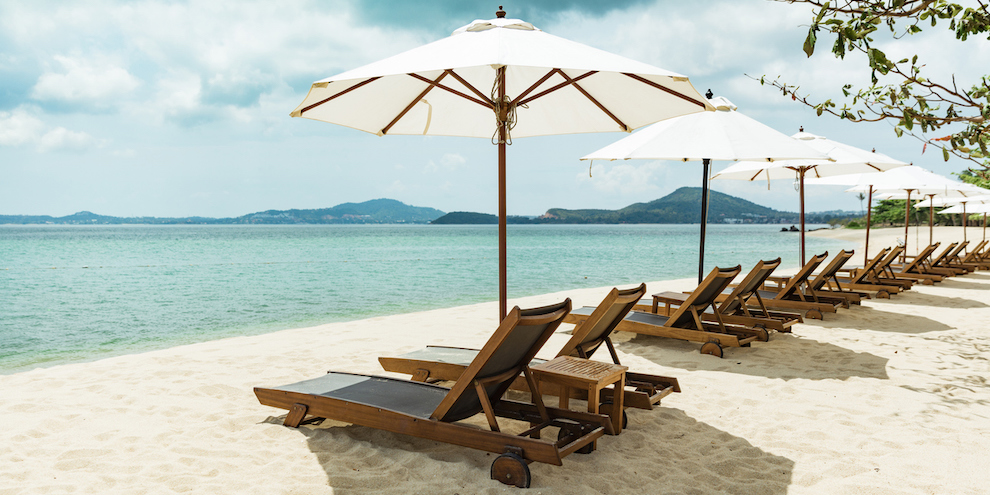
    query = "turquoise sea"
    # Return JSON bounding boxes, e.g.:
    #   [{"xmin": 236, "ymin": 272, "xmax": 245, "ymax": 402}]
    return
[{"xmin": 0, "ymin": 224, "xmax": 848, "ymax": 373}]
